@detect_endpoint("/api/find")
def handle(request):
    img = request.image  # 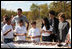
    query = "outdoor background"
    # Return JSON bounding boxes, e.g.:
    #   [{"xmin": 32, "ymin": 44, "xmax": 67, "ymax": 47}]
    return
[{"xmin": 1, "ymin": 1, "xmax": 71, "ymax": 41}]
